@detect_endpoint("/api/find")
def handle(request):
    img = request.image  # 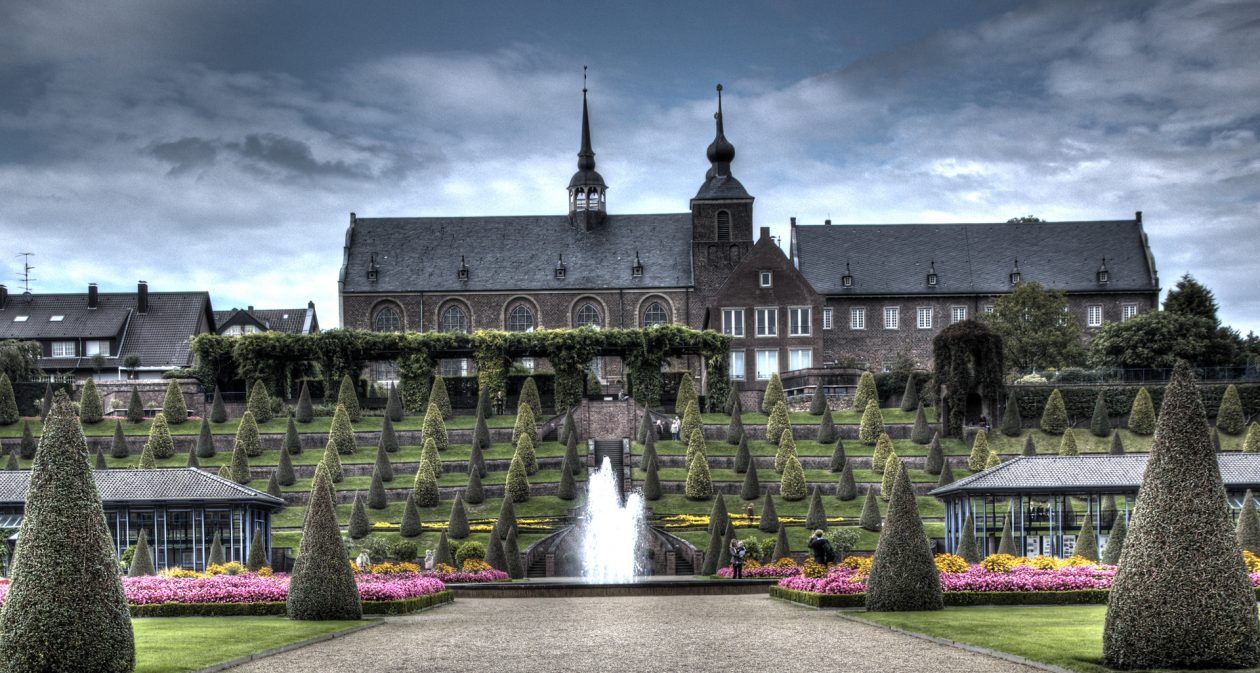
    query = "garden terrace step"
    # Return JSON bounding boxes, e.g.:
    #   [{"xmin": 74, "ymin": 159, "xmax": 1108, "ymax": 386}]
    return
[
  {"xmin": 651, "ymin": 480, "xmax": 934, "ymax": 498},
  {"xmin": 249, "ymin": 455, "xmax": 570, "ymax": 480},
  {"xmin": 699, "ymin": 423, "xmax": 917, "ymax": 441},
  {"xmin": 281, "ymin": 481, "xmax": 584, "ymax": 505},
  {"xmin": 638, "ymin": 454, "xmax": 966, "ymax": 471}
]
